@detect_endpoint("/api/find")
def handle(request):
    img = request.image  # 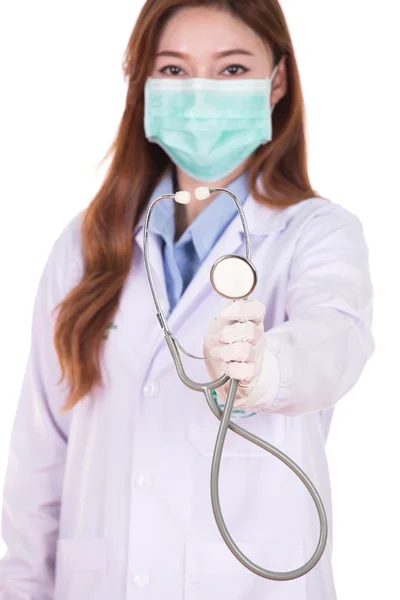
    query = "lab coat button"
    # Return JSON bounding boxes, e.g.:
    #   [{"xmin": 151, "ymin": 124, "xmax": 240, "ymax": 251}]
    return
[
  {"xmin": 143, "ymin": 382, "xmax": 160, "ymax": 397},
  {"xmin": 135, "ymin": 474, "xmax": 153, "ymax": 492},
  {"xmin": 132, "ymin": 573, "xmax": 150, "ymax": 589}
]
